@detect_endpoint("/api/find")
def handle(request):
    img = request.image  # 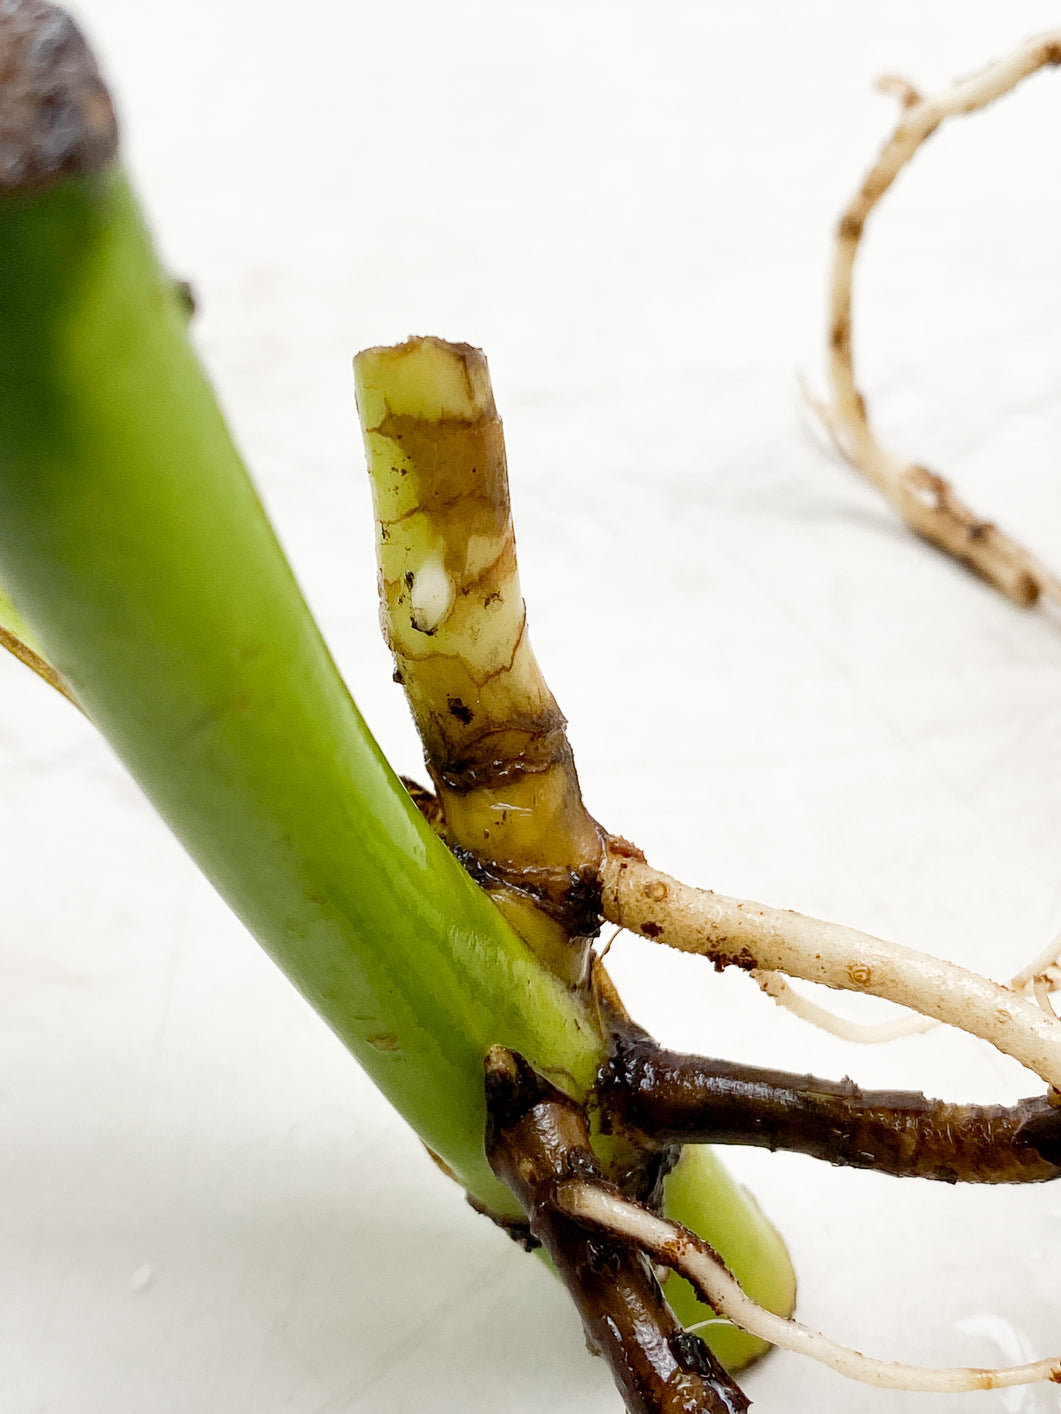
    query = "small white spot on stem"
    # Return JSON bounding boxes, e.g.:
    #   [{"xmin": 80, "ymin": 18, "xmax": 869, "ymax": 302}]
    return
[{"xmin": 410, "ymin": 557, "xmax": 454, "ymax": 634}]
